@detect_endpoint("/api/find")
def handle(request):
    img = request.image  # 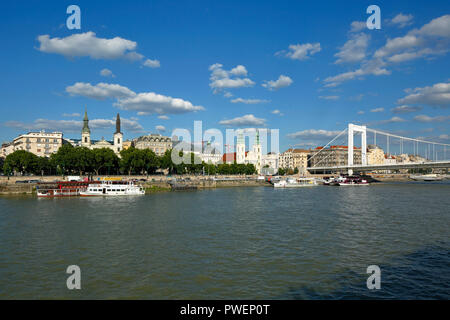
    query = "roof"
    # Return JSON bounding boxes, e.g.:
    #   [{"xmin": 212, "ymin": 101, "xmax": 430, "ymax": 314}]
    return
[
  {"xmin": 222, "ymin": 152, "xmax": 236, "ymax": 163},
  {"xmin": 292, "ymin": 148, "xmax": 310, "ymax": 153},
  {"xmin": 221, "ymin": 151, "xmax": 248, "ymax": 163},
  {"xmin": 315, "ymin": 145, "xmax": 360, "ymax": 150}
]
